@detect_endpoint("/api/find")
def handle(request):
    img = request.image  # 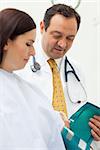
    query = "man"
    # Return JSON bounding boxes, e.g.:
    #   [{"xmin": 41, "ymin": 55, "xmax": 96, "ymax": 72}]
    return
[{"xmin": 16, "ymin": 4, "xmax": 100, "ymax": 149}]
